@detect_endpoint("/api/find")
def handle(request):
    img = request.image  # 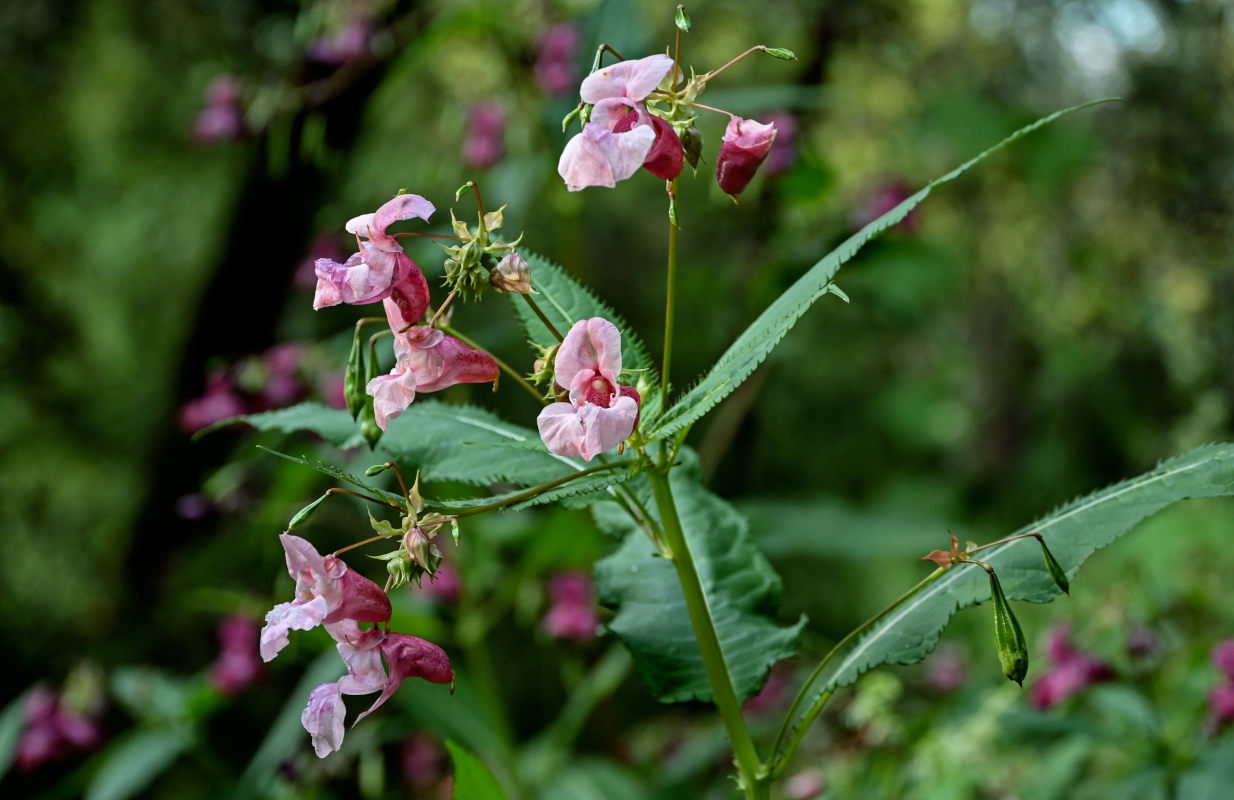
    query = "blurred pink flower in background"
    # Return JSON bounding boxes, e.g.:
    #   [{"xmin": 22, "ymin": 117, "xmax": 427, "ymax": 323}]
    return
[
  {"xmin": 535, "ymin": 24, "xmax": 581, "ymax": 96},
  {"xmin": 16, "ymin": 683, "xmax": 103, "ymax": 772},
  {"xmin": 1208, "ymin": 638, "xmax": 1234, "ymax": 733},
  {"xmin": 744, "ymin": 663, "xmax": 792, "ymax": 714},
  {"xmin": 785, "ymin": 769, "xmax": 826, "ymax": 800},
  {"xmin": 420, "ymin": 562, "xmax": 461, "ymax": 604},
  {"xmin": 209, "ymin": 615, "xmax": 263, "ymax": 695},
  {"xmin": 402, "ymin": 733, "xmax": 444, "ymax": 791},
  {"xmin": 762, "ymin": 111, "xmax": 799, "ymax": 175},
  {"xmin": 462, "ymin": 102, "xmax": 506, "ymax": 170},
  {"xmin": 924, "ymin": 643, "xmax": 967, "ymax": 694},
  {"xmin": 542, "ymin": 571, "xmax": 600, "ymax": 642},
  {"xmin": 193, "ymin": 75, "xmax": 245, "ymax": 145},
  {"xmin": 850, "ymin": 179, "xmax": 921, "ymax": 233},
  {"xmin": 308, "ymin": 19, "xmax": 371, "ymax": 66},
  {"xmin": 1028, "ymin": 625, "xmax": 1115, "ymax": 710},
  {"xmin": 178, "ymin": 370, "xmax": 246, "ymax": 433}
]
